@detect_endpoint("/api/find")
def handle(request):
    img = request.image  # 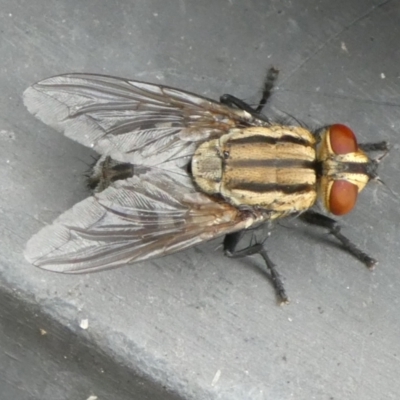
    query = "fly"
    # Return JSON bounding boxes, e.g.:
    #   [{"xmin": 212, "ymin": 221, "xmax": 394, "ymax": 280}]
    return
[{"xmin": 23, "ymin": 68, "xmax": 388, "ymax": 304}]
